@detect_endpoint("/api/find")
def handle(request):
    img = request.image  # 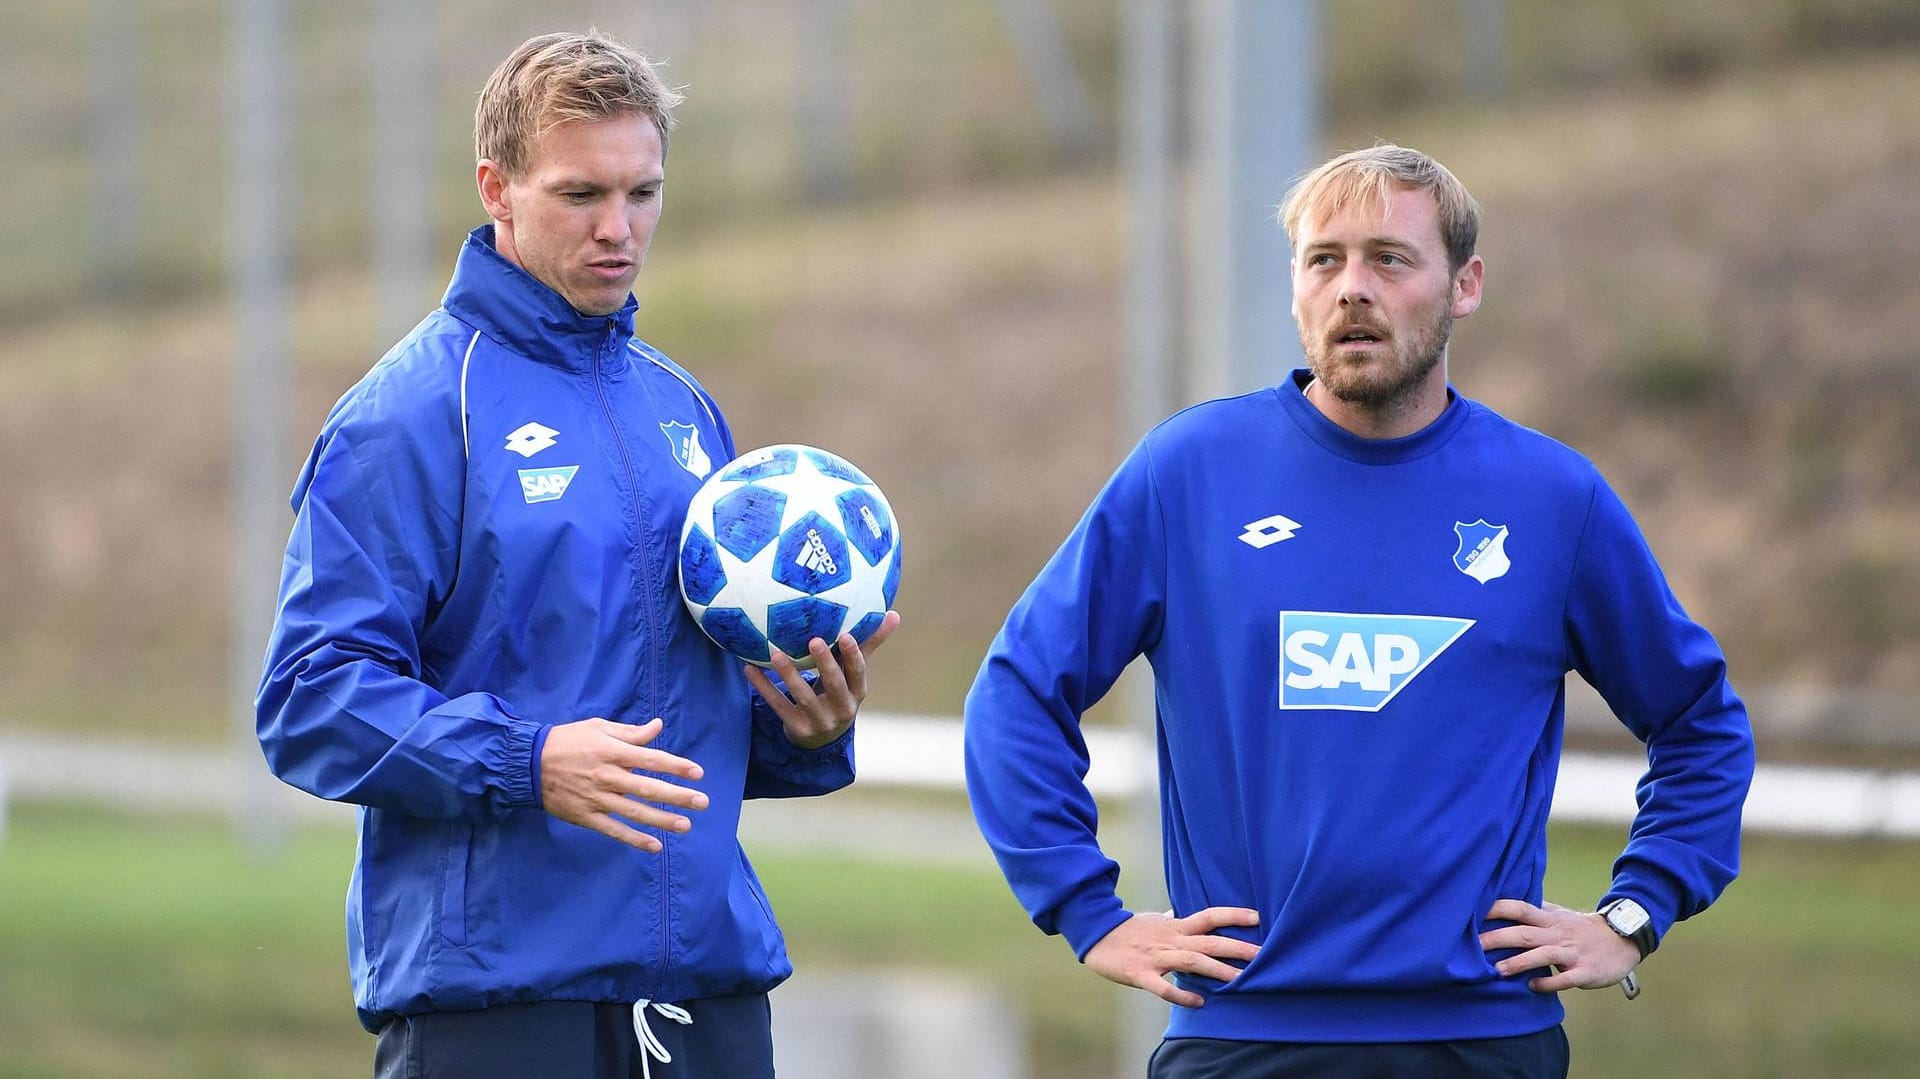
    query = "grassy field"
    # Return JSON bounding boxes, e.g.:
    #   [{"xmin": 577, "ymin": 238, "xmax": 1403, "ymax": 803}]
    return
[{"xmin": 1, "ymin": 804, "xmax": 1917, "ymax": 1078}]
